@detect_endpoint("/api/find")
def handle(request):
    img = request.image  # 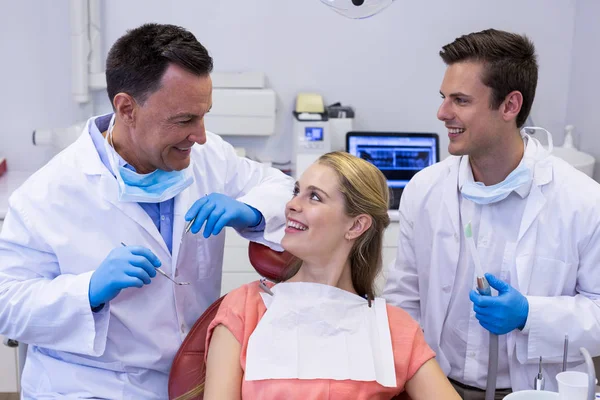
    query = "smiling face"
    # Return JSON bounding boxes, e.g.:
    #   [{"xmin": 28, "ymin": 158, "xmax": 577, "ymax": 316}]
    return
[
  {"xmin": 116, "ymin": 63, "xmax": 212, "ymax": 173},
  {"xmin": 281, "ymin": 163, "xmax": 356, "ymax": 262},
  {"xmin": 437, "ymin": 61, "xmax": 506, "ymax": 158}
]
